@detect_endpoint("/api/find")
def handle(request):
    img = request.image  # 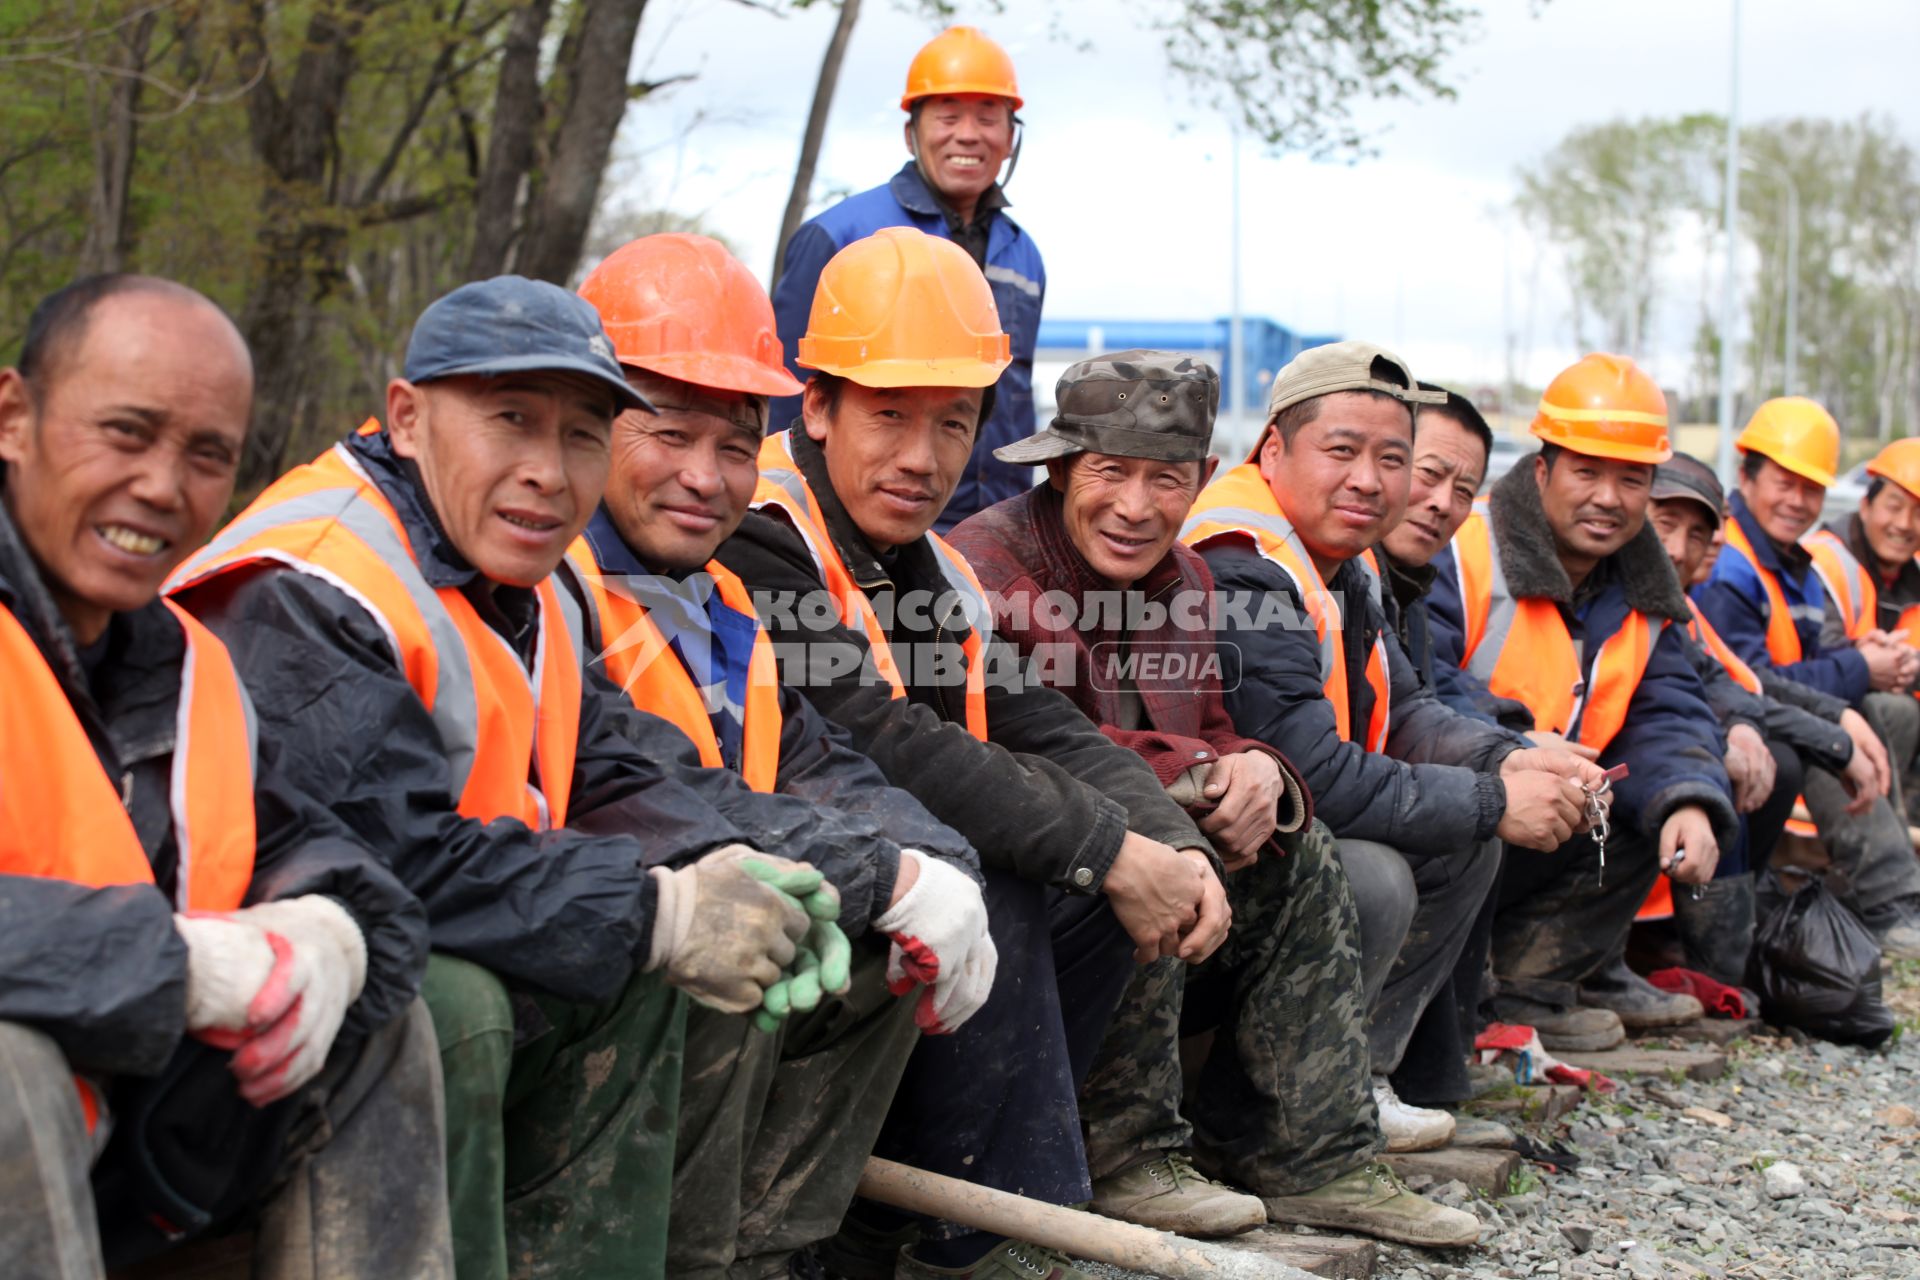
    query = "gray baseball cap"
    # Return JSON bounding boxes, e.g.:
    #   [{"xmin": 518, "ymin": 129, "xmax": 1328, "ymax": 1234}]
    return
[
  {"xmin": 1265, "ymin": 340, "xmax": 1445, "ymax": 421},
  {"xmin": 995, "ymin": 350, "xmax": 1218, "ymax": 465},
  {"xmin": 1652, "ymin": 451, "xmax": 1726, "ymax": 521},
  {"xmin": 404, "ymin": 275, "xmax": 654, "ymax": 413}
]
